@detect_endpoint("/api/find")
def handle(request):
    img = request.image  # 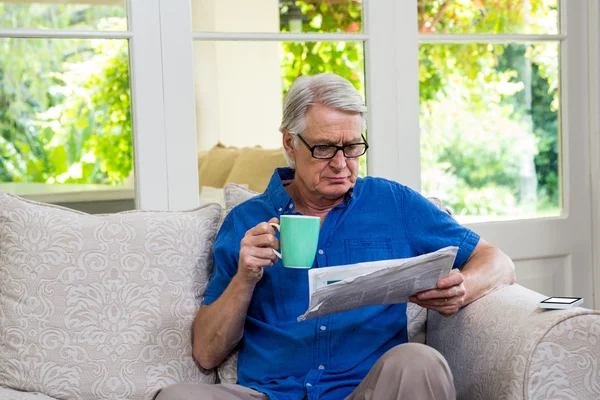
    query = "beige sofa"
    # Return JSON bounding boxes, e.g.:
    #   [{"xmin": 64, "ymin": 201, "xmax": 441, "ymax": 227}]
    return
[
  {"xmin": 197, "ymin": 144, "xmax": 288, "ymax": 193},
  {"xmin": 1, "ymin": 185, "xmax": 600, "ymax": 400}
]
